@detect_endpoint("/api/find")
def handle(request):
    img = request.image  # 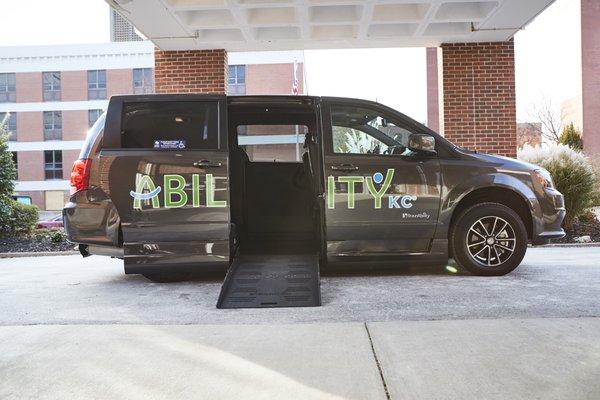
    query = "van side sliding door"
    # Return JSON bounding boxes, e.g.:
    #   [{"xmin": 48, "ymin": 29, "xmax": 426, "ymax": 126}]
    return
[{"xmin": 100, "ymin": 96, "xmax": 230, "ymax": 272}]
